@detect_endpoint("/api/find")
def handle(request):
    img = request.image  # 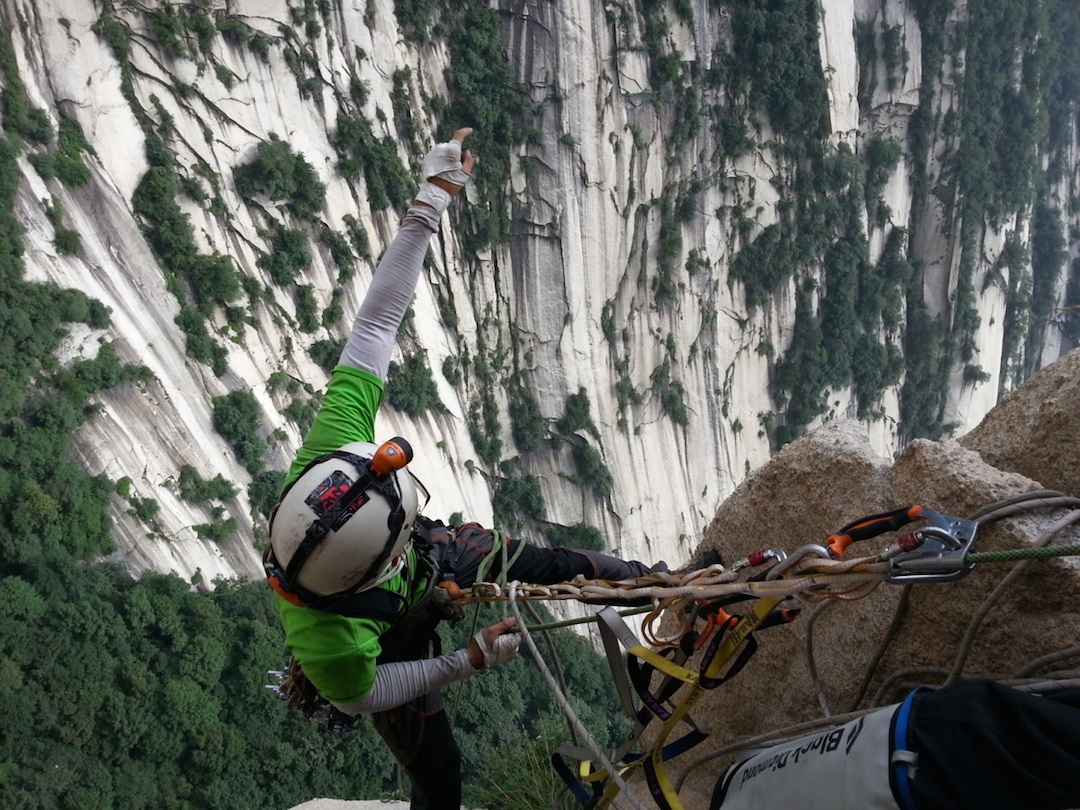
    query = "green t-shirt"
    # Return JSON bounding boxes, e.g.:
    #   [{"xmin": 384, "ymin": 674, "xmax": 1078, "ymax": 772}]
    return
[{"xmin": 273, "ymin": 364, "xmax": 418, "ymax": 704}]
